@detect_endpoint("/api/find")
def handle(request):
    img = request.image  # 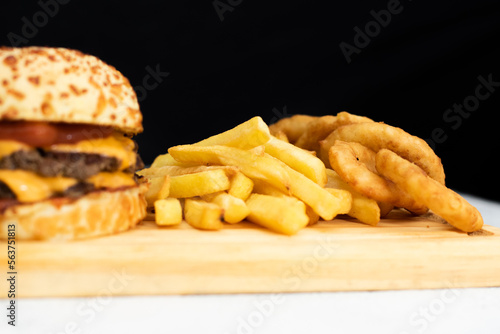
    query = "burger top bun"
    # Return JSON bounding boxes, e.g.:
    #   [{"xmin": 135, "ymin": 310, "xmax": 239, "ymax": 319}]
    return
[{"xmin": 0, "ymin": 46, "xmax": 142, "ymax": 134}]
